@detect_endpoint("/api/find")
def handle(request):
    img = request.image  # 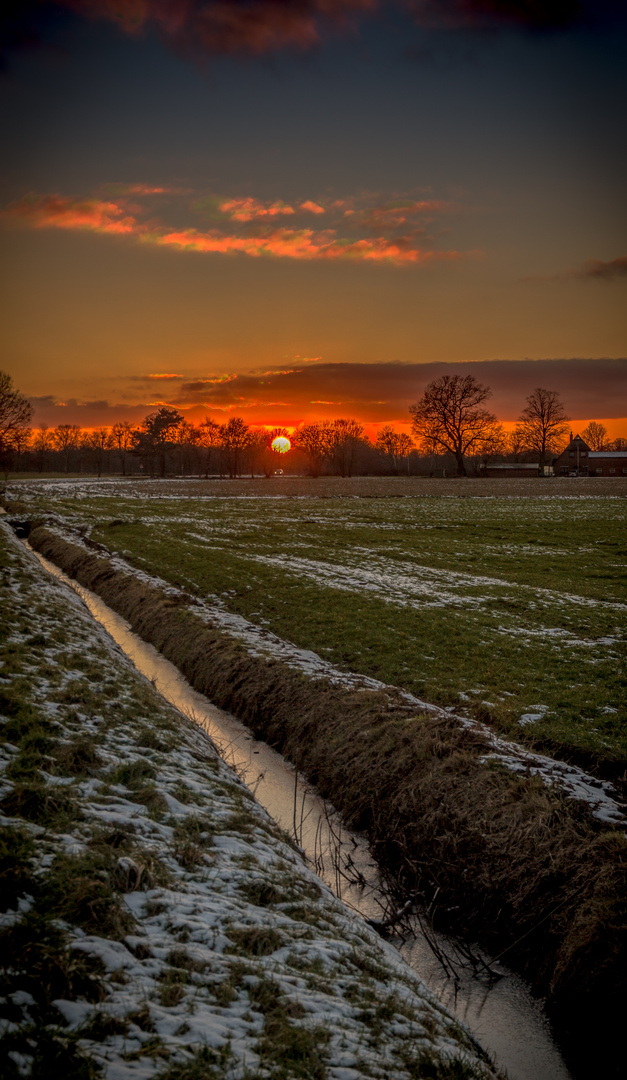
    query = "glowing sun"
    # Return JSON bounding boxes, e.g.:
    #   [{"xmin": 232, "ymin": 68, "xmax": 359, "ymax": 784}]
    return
[{"xmin": 271, "ymin": 436, "xmax": 291, "ymax": 453}]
